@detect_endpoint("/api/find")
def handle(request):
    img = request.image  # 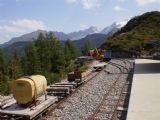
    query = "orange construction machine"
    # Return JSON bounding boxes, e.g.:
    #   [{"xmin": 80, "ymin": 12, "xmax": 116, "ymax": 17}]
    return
[{"xmin": 95, "ymin": 48, "xmax": 104, "ymax": 60}]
